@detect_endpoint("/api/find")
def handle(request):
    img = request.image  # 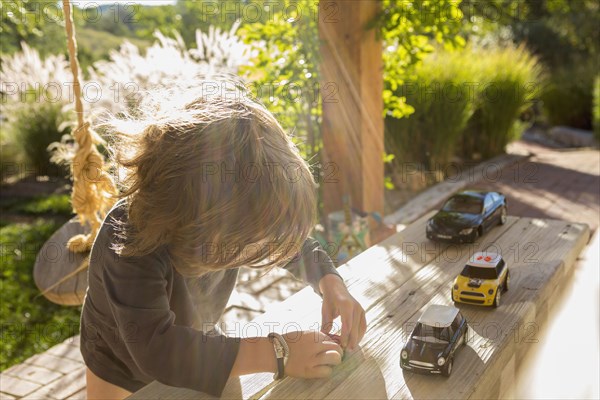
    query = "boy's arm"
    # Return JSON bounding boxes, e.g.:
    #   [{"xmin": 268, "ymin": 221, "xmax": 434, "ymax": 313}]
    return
[
  {"xmin": 282, "ymin": 236, "xmax": 344, "ymax": 296},
  {"xmin": 98, "ymin": 246, "xmax": 244, "ymax": 397}
]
